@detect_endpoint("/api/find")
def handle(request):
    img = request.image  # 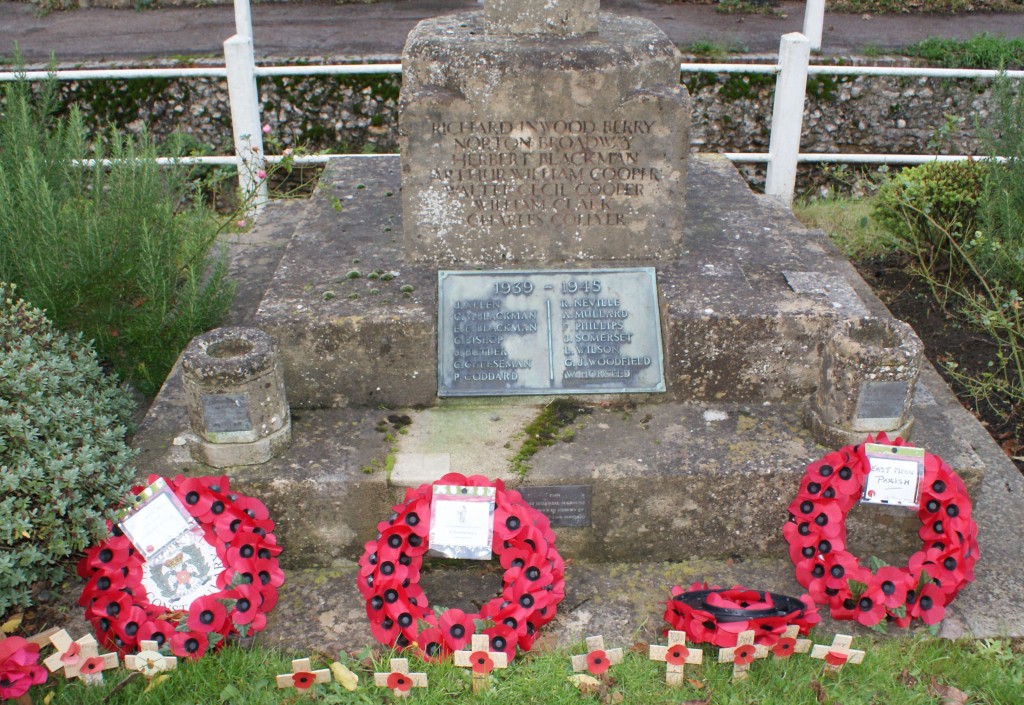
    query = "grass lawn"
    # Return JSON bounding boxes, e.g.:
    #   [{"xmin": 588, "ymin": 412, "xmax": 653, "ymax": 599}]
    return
[{"xmin": 28, "ymin": 635, "xmax": 1024, "ymax": 705}]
